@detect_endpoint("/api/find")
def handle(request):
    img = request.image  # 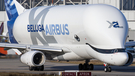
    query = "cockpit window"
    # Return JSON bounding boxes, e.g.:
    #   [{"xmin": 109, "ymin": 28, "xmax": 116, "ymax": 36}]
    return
[{"xmin": 86, "ymin": 43, "xmax": 125, "ymax": 54}]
